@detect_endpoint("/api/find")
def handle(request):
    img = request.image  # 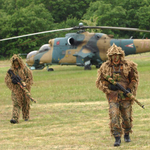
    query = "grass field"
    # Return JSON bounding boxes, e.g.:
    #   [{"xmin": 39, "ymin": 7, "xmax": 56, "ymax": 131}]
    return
[{"xmin": 0, "ymin": 53, "xmax": 150, "ymax": 150}]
